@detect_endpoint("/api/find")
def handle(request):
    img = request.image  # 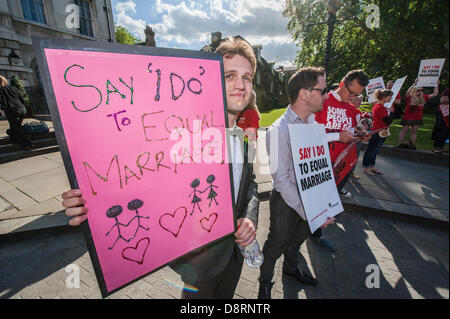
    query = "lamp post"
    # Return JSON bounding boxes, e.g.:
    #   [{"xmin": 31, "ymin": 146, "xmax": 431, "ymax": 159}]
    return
[
  {"xmin": 8, "ymin": 49, "xmax": 21, "ymax": 66},
  {"xmin": 324, "ymin": 0, "xmax": 342, "ymax": 84}
]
